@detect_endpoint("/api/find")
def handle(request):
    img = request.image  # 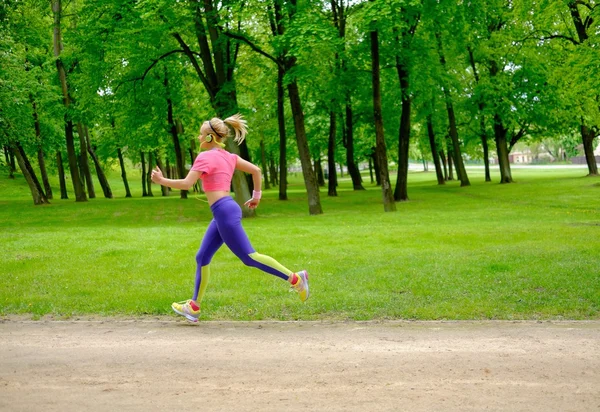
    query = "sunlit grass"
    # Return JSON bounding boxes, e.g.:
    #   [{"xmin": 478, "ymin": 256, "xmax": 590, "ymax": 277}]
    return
[{"xmin": 1, "ymin": 165, "xmax": 599, "ymax": 320}]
